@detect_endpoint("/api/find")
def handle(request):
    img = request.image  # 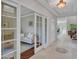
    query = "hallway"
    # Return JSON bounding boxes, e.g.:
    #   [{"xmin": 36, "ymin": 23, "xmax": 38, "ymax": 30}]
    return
[
  {"xmin": 1, "ymin": 0, "xmax": 77, "ymax": 59},
  {"xmin": 30, "ymin": 34, "xmax": 77, "ymax": 59}
]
